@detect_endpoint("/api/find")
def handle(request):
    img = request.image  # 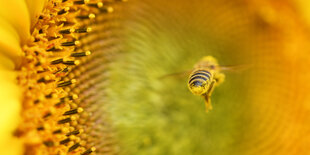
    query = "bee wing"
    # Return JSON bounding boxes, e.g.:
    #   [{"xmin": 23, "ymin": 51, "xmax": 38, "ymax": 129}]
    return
[
  {"xmin": 159, "ymin": 69, "xmax": 193, "ymax": 80},
  {"xmin": 219, "ymin": 64, "xmax": 251, "ymax": 72}
]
